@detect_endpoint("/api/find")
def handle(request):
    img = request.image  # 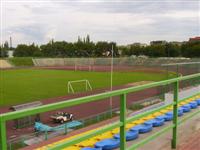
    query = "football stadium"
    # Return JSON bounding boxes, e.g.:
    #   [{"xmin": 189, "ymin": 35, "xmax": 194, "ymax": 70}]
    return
[
  {"xmin": 0, "ymin": 58, "xmax": 200, "ymax": 150},
  {"xmin": 1, "ymin": 1, "xmax": 200, "ymax": 150}
]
